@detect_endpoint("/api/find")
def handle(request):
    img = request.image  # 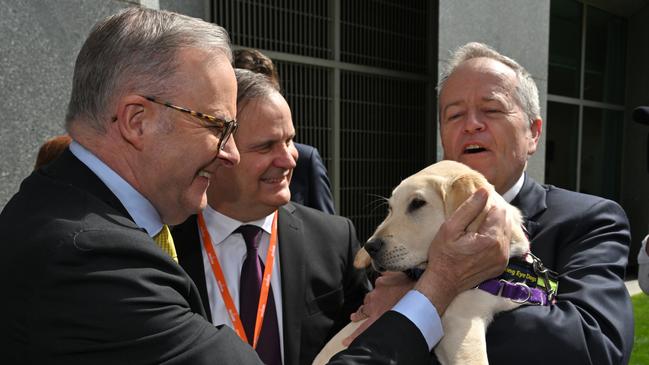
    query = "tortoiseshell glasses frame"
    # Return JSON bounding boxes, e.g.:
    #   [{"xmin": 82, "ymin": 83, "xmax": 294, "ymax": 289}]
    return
[{"xmin": 144, "ymin": 95, "xmax": 238, "ymax": 151}]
